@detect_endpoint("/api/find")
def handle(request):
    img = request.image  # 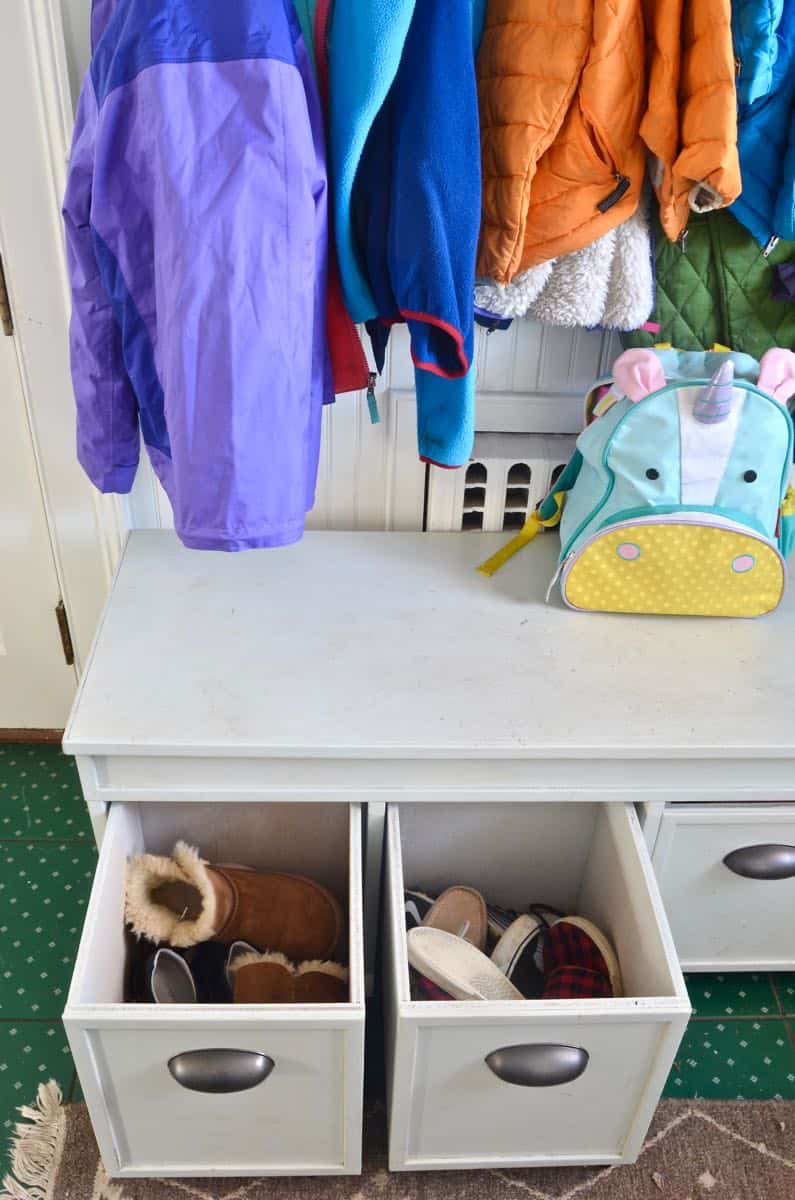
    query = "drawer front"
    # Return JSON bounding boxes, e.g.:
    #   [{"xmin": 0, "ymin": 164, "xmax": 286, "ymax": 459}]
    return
[
  {"xmin": 400, "ymin": 1017, "xmax": 667, "ymax": 1166},
  {"xmin": 652, "ymin": 805, "xmax": 795, "ymax": 970},
  {"xmin": 76, "ymin": 1022, "xmax": 352, "ymax": 1173},
  {"xmin": 384, "ymin": 801, "xmax": 689, "ymax": 1170},
  {"xmin": 64, "ymin": 799, "xmax": 365, "ymax": 1176}
]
